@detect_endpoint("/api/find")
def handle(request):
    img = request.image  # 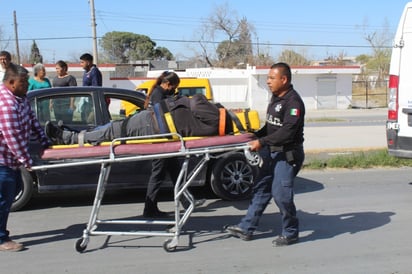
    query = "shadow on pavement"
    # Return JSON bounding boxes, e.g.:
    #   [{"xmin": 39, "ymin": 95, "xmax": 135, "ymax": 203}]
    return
[
  {"xmin": 295, "ymin": 176, "xmax": 324, "ymax": 194},
  {"xmin": 298, "ymin": 210, "xmax": 395, "ymax": 243},
  {"xmin": 12, "ymin": 204, "xmax": 395, "ymax": 252}
]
